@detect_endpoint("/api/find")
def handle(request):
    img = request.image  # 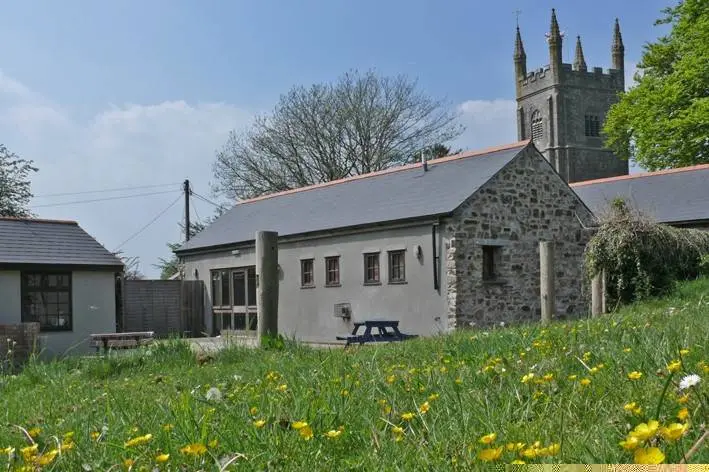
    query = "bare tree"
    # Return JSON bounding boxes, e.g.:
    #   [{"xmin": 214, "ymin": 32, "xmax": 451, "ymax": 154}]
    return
[
  {"xmin": 0, "ymin": 144, "xmax": 38, "ymax": 218},
  {"xmin": 213, "ymin": 69, "xmax": 464, "ymax": 200}
]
